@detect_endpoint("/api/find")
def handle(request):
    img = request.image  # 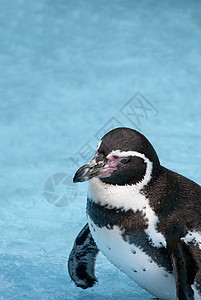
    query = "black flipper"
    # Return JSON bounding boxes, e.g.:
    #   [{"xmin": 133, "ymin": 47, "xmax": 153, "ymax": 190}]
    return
[
  {"xmin": 68, "ymin": 223, "xmax": 99, "ymax": 289},
  {"xmin": 167, "ymin": 238, "xmax": 197, "ymax": 300}
]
